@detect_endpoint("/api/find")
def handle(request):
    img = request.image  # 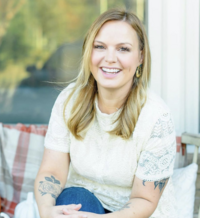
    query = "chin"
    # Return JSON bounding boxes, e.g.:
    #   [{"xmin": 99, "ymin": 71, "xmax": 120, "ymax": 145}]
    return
[{"xmin": 99, "ymin": 83, "xmax": 120, "ymax": 90}]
